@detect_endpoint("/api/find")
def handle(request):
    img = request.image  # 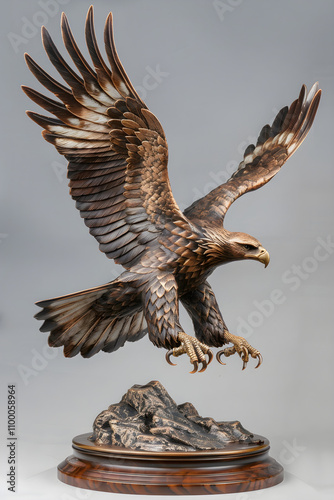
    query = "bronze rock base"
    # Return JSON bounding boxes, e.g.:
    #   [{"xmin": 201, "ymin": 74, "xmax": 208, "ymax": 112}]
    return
[{"xmin": 58, "ymin": 433, "xmax": 283, "ymax": 495}]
